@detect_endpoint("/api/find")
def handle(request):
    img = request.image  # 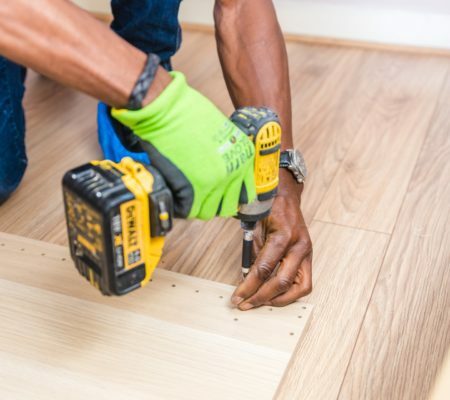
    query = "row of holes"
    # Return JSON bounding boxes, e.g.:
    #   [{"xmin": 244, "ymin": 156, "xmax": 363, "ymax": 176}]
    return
[
  {"xmin": 3, "ymin": 242, "xmax": 307, "ymax": 335},
  {"xmin": 1, "ymin": 243, "xmax": 68, "ymax": 261},
  {"xmin": 169, "ymin": 283, "xmax": 307, "ymax": 333}
]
